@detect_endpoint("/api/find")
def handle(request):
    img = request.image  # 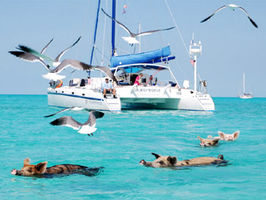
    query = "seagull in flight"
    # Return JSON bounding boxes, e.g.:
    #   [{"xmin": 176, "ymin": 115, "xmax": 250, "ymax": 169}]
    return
[
  {"xmin": 9, "ymin": 50, "xmax": 51, "ymax": 71},
  {"xmin": 45, "ymin": 107, "xmax": 104, "ymax": 135},
  {"xmin": 102, "ymin": 8, "xmax": 175, "ymax": 44},
  {"xmin": 42, "ymin": 59, "xmax": 117, "ymax": 82},
  {"xmin": 9, "ymin": 38, "xmax": 54, "ymax": 71},
  {"xmin": 200, "ymin": 4, "xmax": 258, "ymax": 28},
  {"xmin": 9, "ymin": 36, "xmax": 81, "ymax": 70}
]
